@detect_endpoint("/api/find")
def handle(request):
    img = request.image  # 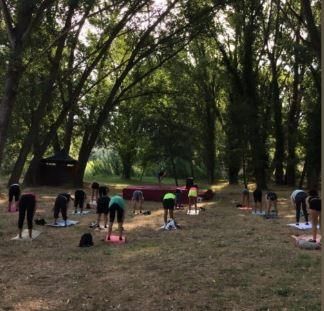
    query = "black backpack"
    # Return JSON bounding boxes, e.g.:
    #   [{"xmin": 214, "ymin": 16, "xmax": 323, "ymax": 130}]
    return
[{"xmin": 79, "ymin": 233, "xmax": 94, "ymax": 247}]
